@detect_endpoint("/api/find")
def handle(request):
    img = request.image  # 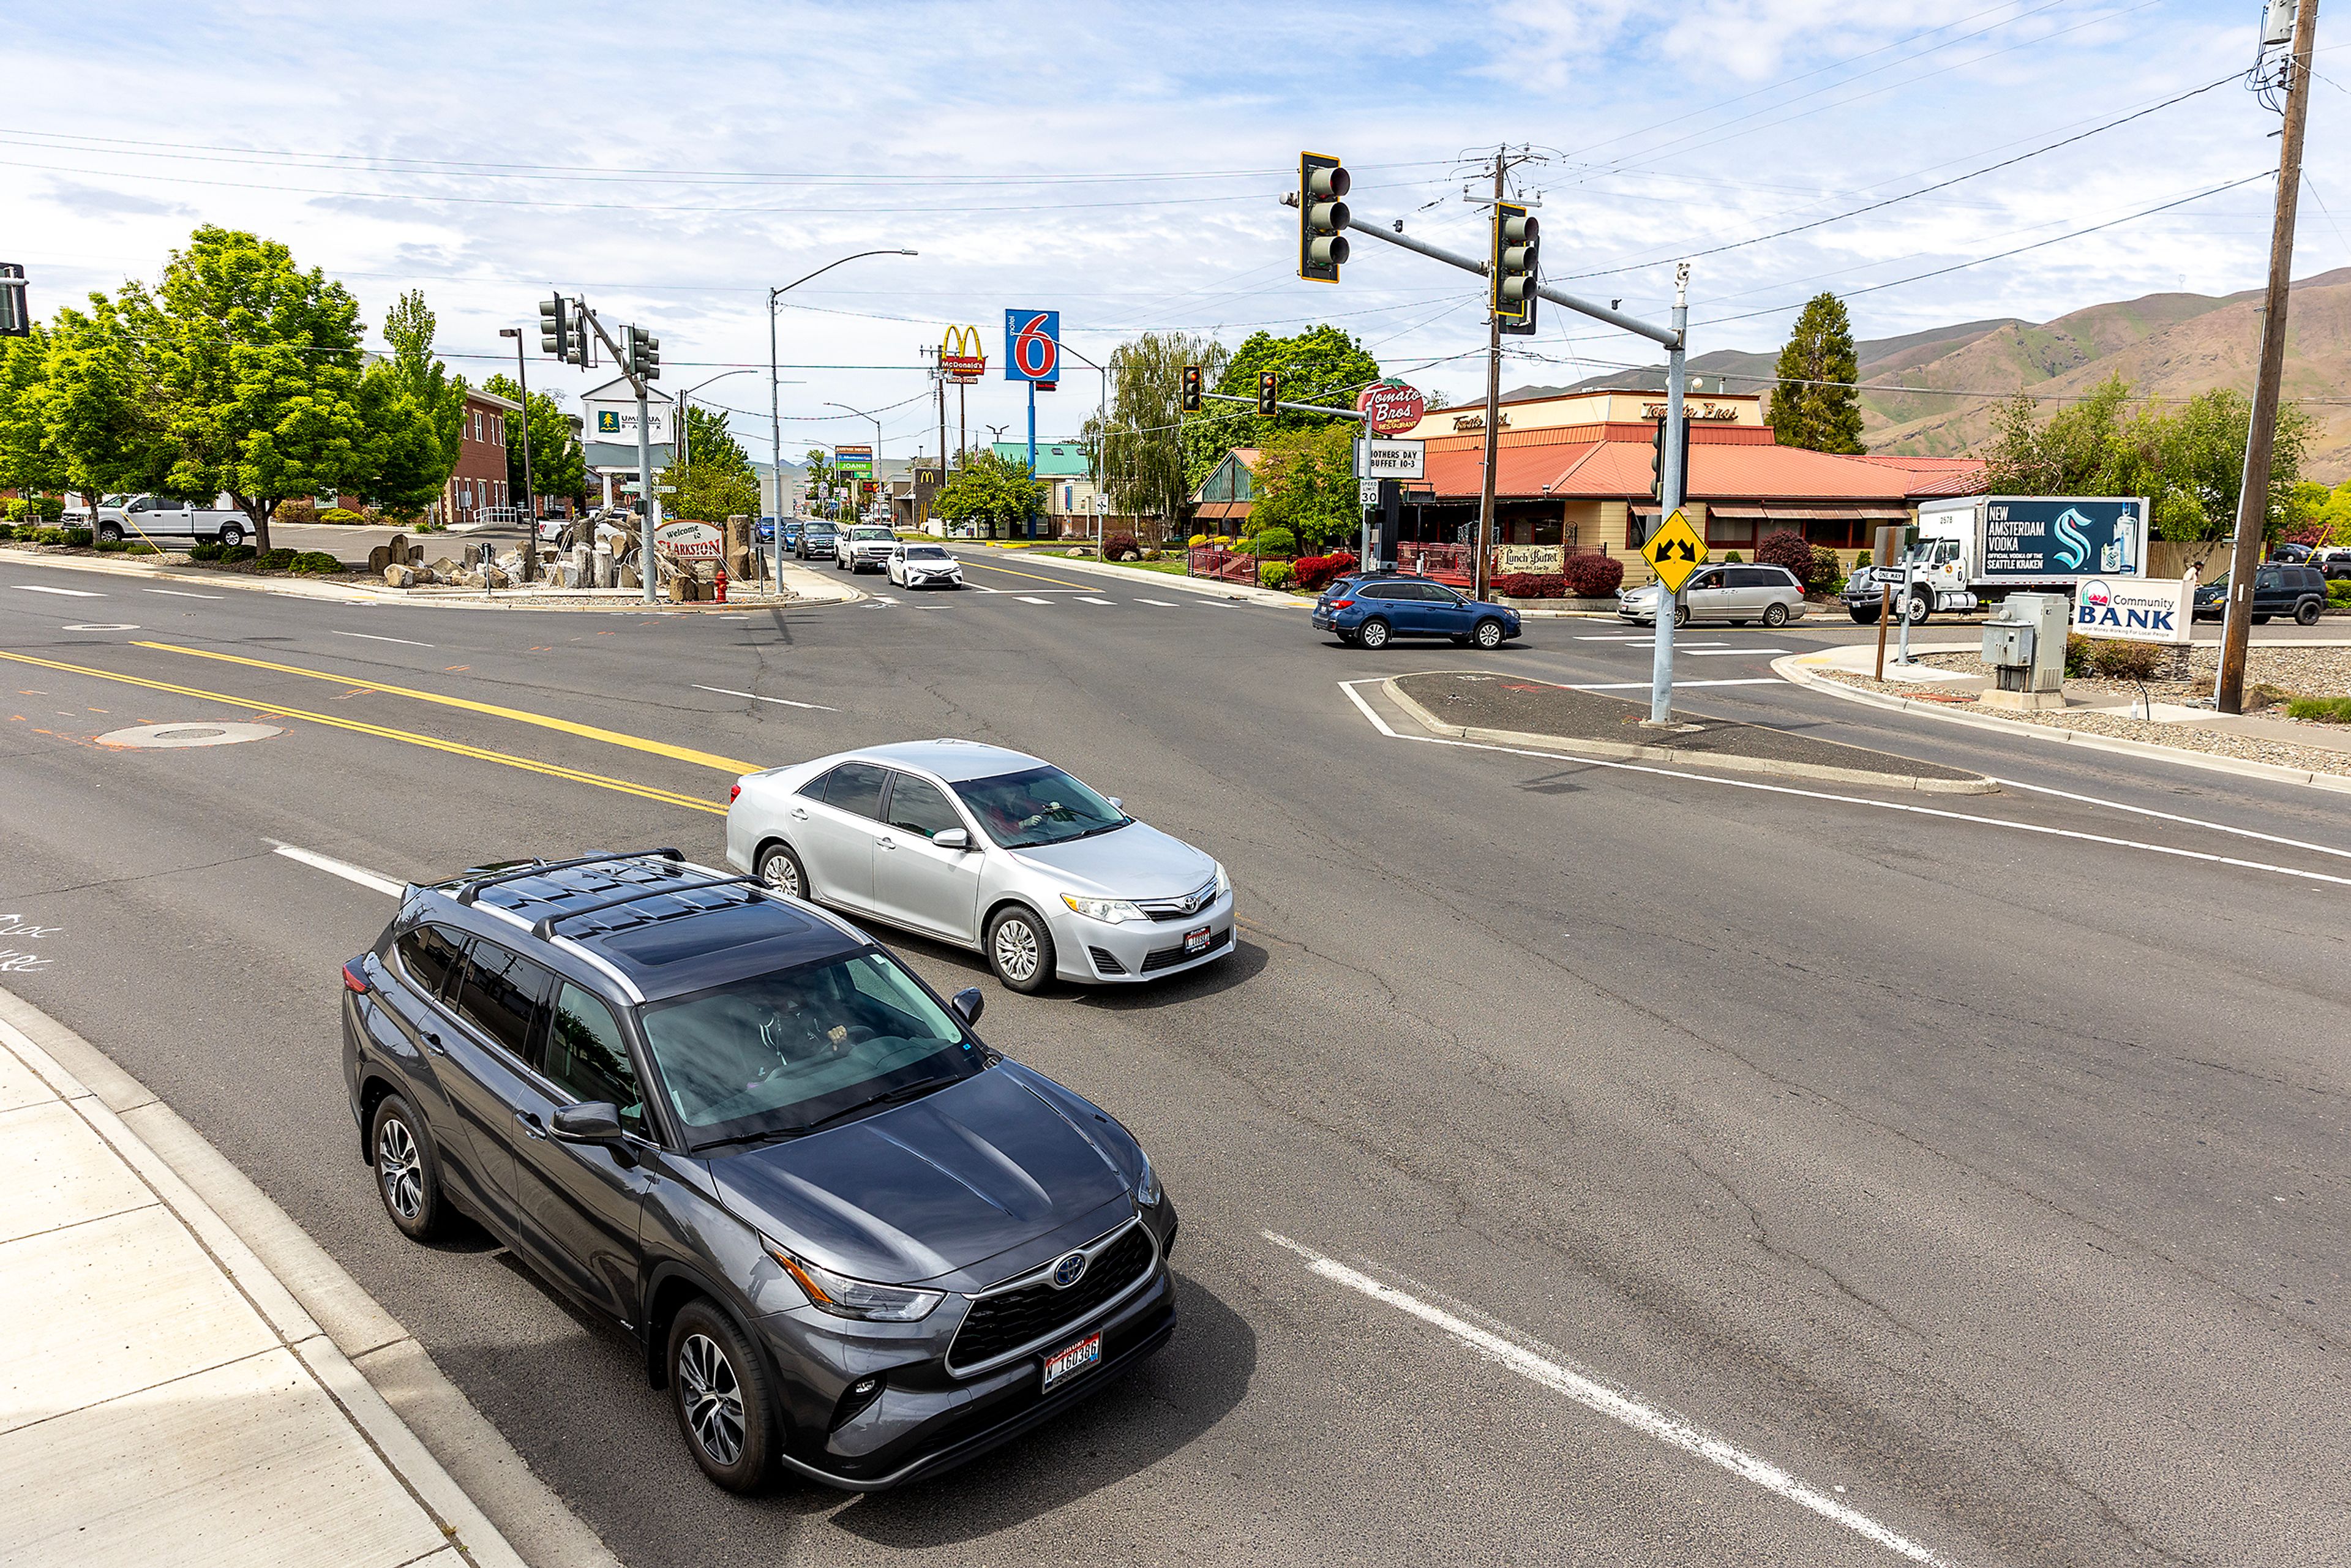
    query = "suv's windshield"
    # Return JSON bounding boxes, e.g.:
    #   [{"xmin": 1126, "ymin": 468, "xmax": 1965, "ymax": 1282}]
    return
[
  {"xmin": 953, "ymin": 764, "xmax": 1129, "ymax": 849},
  {"xmin": 639, "ymin": 950, "xmax": 978, "ymax": 1148}
]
